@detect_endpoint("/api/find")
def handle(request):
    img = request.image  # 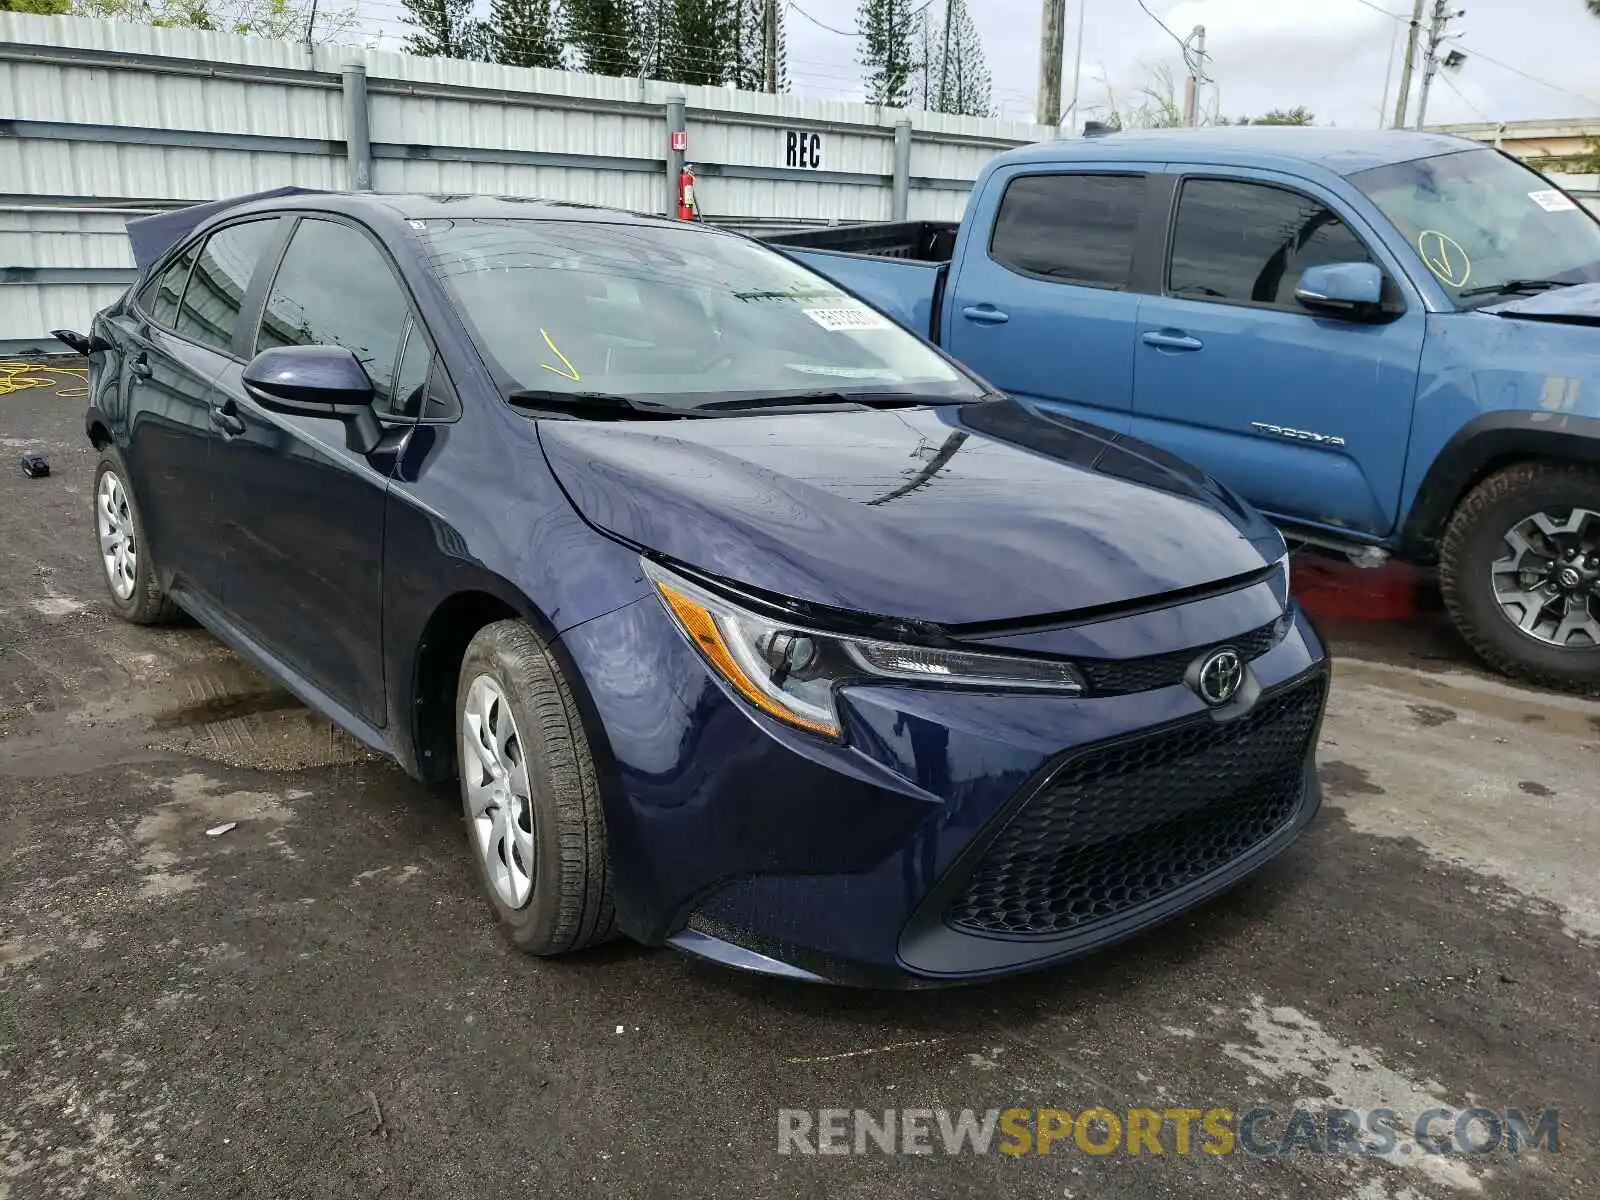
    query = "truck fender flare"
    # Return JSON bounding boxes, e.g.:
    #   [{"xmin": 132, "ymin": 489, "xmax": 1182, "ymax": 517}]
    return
[{"xmin": 1400, "ymin": 411, "xmax": 1600, "ymax": 560}]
